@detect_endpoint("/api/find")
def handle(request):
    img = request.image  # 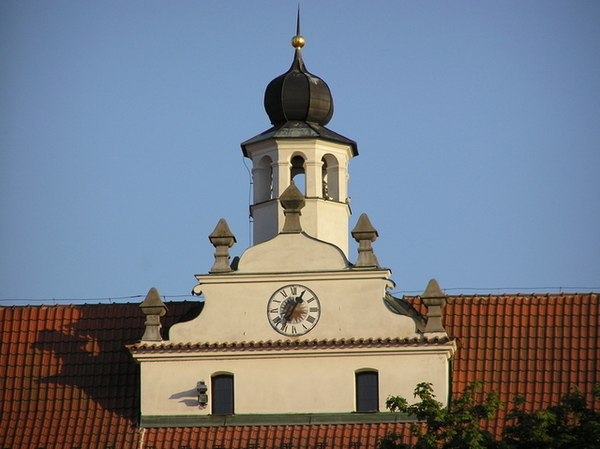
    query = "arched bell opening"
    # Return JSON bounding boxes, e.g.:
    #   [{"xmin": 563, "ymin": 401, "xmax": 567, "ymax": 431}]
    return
[
  {"xmin": 253, "ymin": 155, "xmax": 273, "ymax": 203},
  {"xmin": 290, "ymin": 155, "xmax": 306, "ymax": 195},
  {"xmin": 321, "ymin": 154, "xmax": 340, "ymax": 201}
]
